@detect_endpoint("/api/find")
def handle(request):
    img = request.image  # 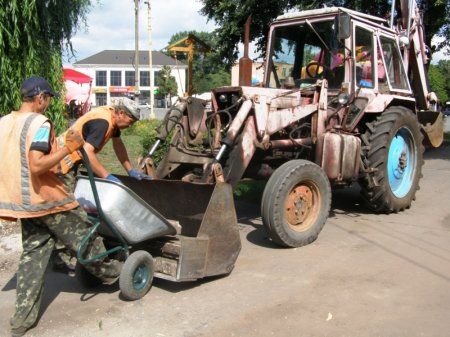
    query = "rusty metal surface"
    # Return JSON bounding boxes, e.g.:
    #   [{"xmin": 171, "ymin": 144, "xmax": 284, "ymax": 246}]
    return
[
  {"xmin": 285, "ymin": 185, "xmax": 316, "ymax": 231},
  {"xmin": 186, "ymin": 97, "xmax": 208, "ymax": 139},
  {"xmin": 321, "ymin": 132, "xmax": 361, "ymax": 181},
  {"xmin": 418, "ymin": 110, "xmax": 444, "ymax": 148}
]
